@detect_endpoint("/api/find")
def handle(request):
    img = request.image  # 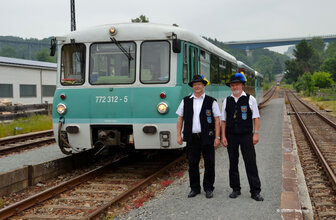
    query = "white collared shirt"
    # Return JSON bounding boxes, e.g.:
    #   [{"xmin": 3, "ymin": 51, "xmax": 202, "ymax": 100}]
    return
[
  {"xmin": 220, "ymin": 91, "xmax": 260, "ymax": 121},
  {"xmin": 176, "ymin": 93, "xmax": 221, "ymax": 133}
]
